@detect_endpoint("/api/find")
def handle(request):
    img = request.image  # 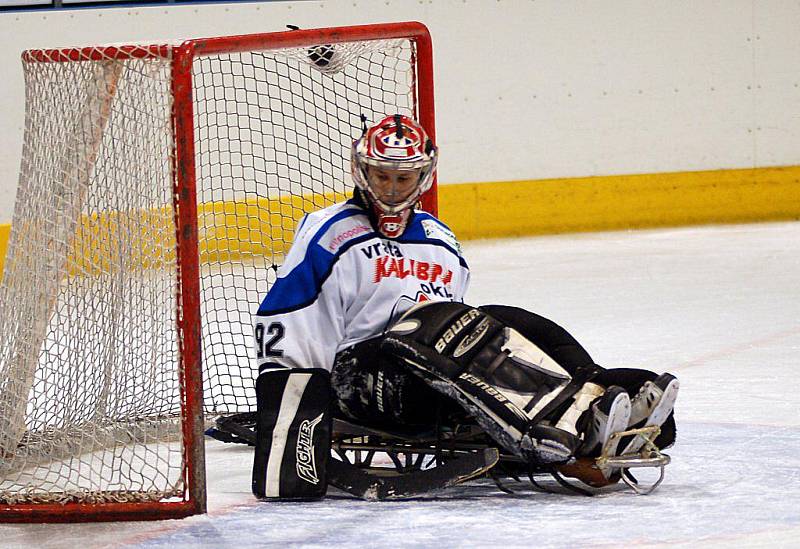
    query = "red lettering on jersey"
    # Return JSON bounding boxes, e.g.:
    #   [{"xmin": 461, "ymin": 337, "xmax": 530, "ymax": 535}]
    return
[
  {"xmin": 442, "ymin": 270, "xmax": 453, "ymax": 285},
  {"xmin": 387, "ymin": 258, "xmax": 400, "ymax": 278},
  {"xmin": 396, "ymin": 258, "xmax": 409, "ymax": 279},
  {"xmin": 374, "ymin": 257, "xmax": 453, "ymax": 286},
  {"xmin": 374, "ymin": 256, "xmax": 390, "ymax": 283}
]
